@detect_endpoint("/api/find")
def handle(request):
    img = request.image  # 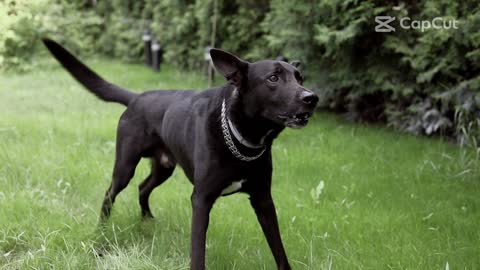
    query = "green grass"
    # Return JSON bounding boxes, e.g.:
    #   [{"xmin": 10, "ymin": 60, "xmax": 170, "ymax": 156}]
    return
[{"xmin": 1, "ymin": 58, "xmax": 479, "ymax": 270}]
